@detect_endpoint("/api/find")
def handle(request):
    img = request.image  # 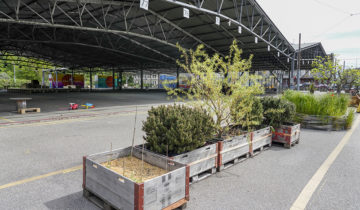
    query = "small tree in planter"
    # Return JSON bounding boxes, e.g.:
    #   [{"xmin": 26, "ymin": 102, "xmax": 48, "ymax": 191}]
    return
[
  {"xmin": 142, "ymin": 105, "xmax": 218, "ymax": 183},
  {"xmin": 261, "ymin": 96, "xmax": 299, "ymax": 148},
  {"xmin": 261, "ymin": 97, "xmax": 296, "ymax": 128},
  {"xmin": 151, "ymin": 40, "xmax": 268, "ymax": 177},
  {"xmin": 166, "ymin": 40, "xmax": 255, "ymax": 138},
  {"xmin": 230, "ymin": 96, "xmax": 263, "ymax": 132},
  {"xmin": 142, "ymin": 105, "xmax": 215, "ymax": 156},
  {"xmin": 228, "ymin": 94, "xmax": 266, "ymax": 160}
]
